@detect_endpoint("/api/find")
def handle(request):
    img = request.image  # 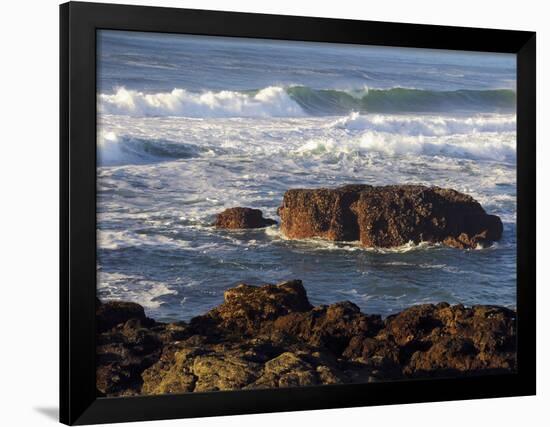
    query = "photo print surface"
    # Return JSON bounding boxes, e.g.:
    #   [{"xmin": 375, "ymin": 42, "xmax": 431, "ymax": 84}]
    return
[{"xmin": 96, "ymin": 30, "xmax": 517, "ymax": 396}]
